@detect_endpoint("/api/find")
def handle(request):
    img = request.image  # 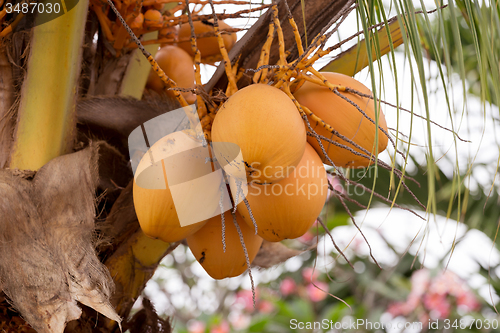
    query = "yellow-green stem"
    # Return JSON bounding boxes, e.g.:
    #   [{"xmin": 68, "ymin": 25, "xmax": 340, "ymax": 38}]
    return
[
  {"xmin": 120, "ymin": 31, "xmax": 159, "ymax": 99},
  {"xmin": 10, "ymin": 0, "xmax": 89, "ymax": 170}
]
